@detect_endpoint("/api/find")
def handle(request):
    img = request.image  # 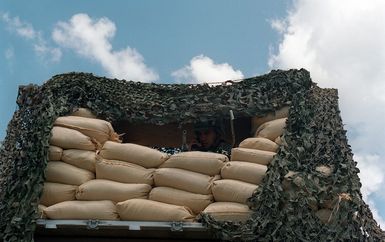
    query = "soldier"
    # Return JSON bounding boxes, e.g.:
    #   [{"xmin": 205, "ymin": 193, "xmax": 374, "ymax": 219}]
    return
[{"xmin": 190, "ymin": 120, "xmax": 232, "ymax": 157}]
